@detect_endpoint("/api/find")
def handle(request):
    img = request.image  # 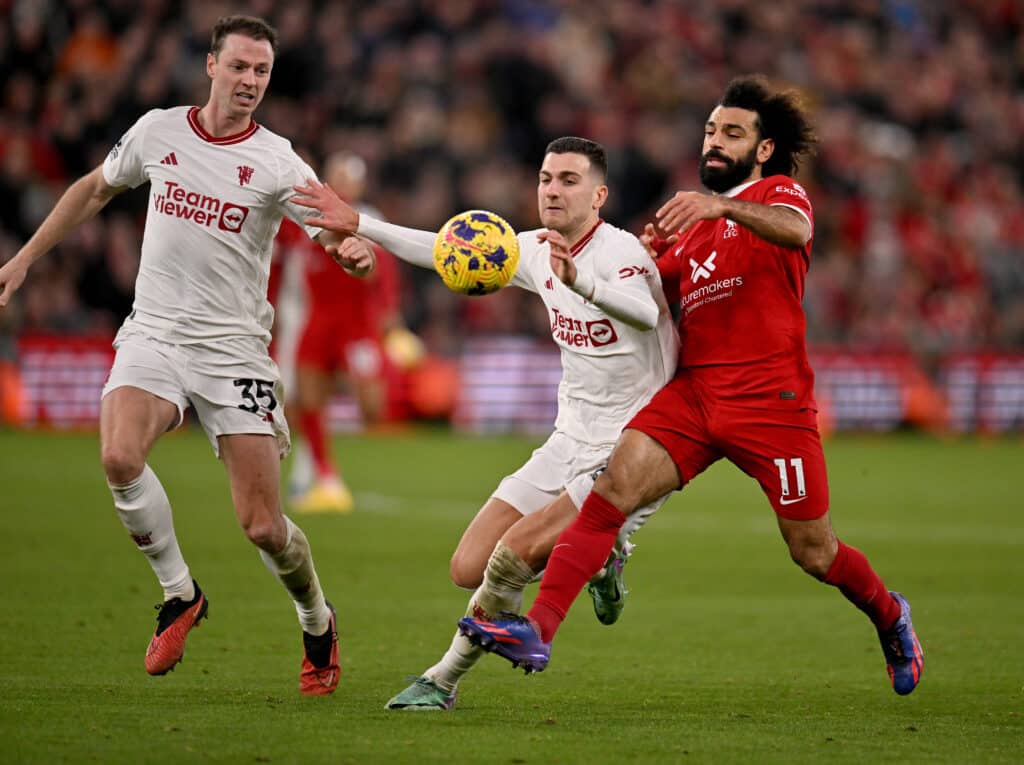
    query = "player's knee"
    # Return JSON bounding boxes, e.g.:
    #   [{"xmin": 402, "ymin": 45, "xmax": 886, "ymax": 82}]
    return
[
  {"xmin": 448, "ymin": 551, "xmax": 484, "ymax": 590},
  {"xmin": 500, "ymin": 526, "xmax": 545, "ymax": 571},
  {"xmin": 101, "ymin": 444, "xmax": 145, "ymax": 486},
  {"xmin": 593, "ymin": 467, "xmax": 639, "ymax": 514},
  {"xmin": 242, "ymin": 516, "xmax": 286, "ymax": 553},
  {"xmin": 789, "ymin": 541, "xmax": 834, "ymax": 580}
]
